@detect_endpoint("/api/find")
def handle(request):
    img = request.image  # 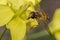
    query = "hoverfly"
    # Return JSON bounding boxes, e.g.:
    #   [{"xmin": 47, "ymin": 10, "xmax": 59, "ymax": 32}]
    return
[
  {"xmin": 27, "ymin": 10, "xmax": 49, "ymax": 21},
  {"xmin": 27, "ymin": 3, "xmax": 49, "ymax": 23}
]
